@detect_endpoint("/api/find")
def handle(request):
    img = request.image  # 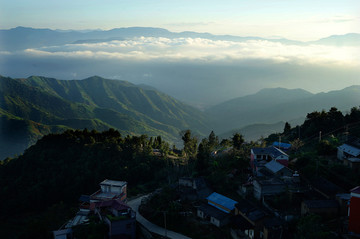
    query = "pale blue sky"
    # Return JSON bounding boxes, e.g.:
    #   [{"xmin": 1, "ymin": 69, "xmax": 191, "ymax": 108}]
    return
[{"xmin": 1, "ymin": 0, "xmax": 359, "ymax": 40}]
